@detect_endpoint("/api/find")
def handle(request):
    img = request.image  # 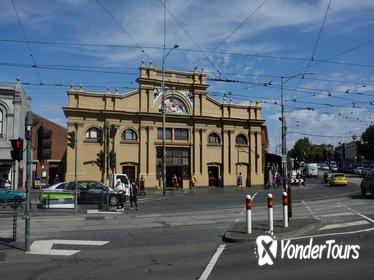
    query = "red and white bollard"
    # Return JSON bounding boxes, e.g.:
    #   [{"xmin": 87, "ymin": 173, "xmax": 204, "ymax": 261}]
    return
[
  {"xmin": 268, "ymin": 193, "xmax": 273, "ymax": 232},
  {"xmin": 283, "ymin": 192, "xmax": 288, "ymax": 228},
  {"xmin": 246, "ymin": 195, "xmax": 252, "ymax": 234}
]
